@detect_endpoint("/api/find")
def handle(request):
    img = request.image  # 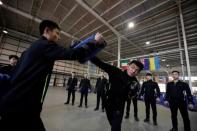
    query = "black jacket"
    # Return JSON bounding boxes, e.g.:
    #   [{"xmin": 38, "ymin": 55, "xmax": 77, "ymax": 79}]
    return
[
  {"xmin": 67, "ymin": 77, "xmax": 78, "ymax": 91},
  {"xmin": 128, "ymin": 81, "xmax": 140, "ymax": 99},
  {"xmin": 140, "ymin": 80, "xmax": 160, "ymax": 101},
  {"xmin": 95, "ymin": 77, "xmax": 108, "ymax": 94},
  {"xmin": 79, "ymin": 78, "xmax": 91, "ymax": 94},
  {"xmin": 0, "ymin": 65, "xmax": 14, "ymax": 99},
  {"xmin": 0, "ymin": 36, "xmax": 87, "ymax": 116},
  {"xmin": 90, "ymin": 57, "xmax": 138, "ymax": 109},
  {"xmin": 0, "ymin": 65, "xmax": 15, "ymax": 76},
  {"xmin": 165, "ymin": 80, "xmax": 194, "ymax": 104}
]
